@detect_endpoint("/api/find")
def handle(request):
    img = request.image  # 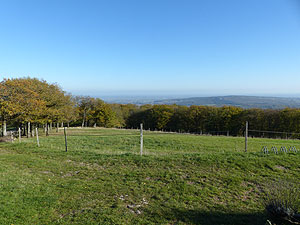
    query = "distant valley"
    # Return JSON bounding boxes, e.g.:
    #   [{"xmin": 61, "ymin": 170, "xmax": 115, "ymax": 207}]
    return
[{"xmin": 103, "ymin": 95, "xmax": 300, "ymax": 109}]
